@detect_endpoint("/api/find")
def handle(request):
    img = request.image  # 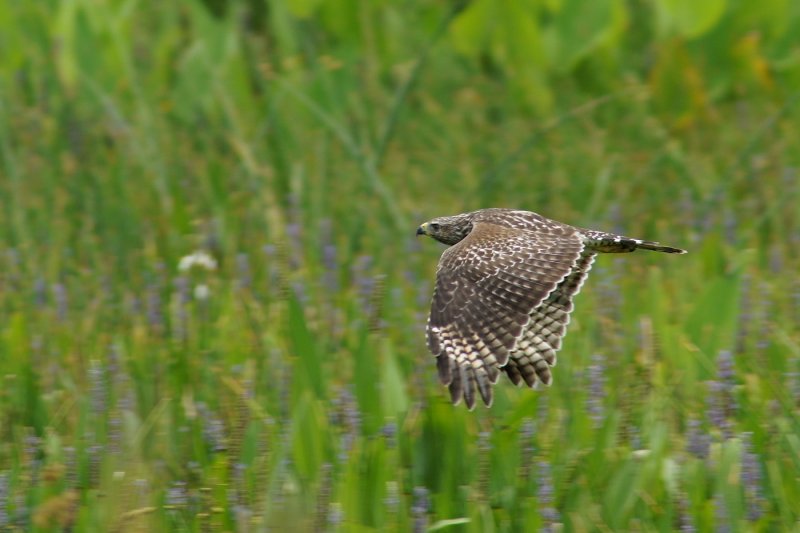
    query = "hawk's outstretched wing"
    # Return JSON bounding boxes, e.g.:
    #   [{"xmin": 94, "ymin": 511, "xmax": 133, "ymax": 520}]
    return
[
  {"xmin": 426, "ymin": 221, "xmax": 583, "ymax": 409},
  {"xmin": 502, "ymin": 250, "xmax": 596, "ymax": 388}
]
